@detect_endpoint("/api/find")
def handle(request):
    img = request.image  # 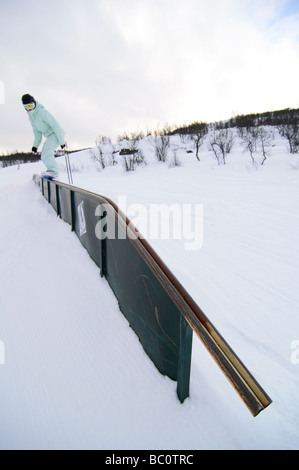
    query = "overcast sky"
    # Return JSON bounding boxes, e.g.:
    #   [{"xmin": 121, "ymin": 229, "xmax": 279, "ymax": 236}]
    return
[{"xmin": 0, "ymin": 0, "xmax": 299, "ymax": 153}]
